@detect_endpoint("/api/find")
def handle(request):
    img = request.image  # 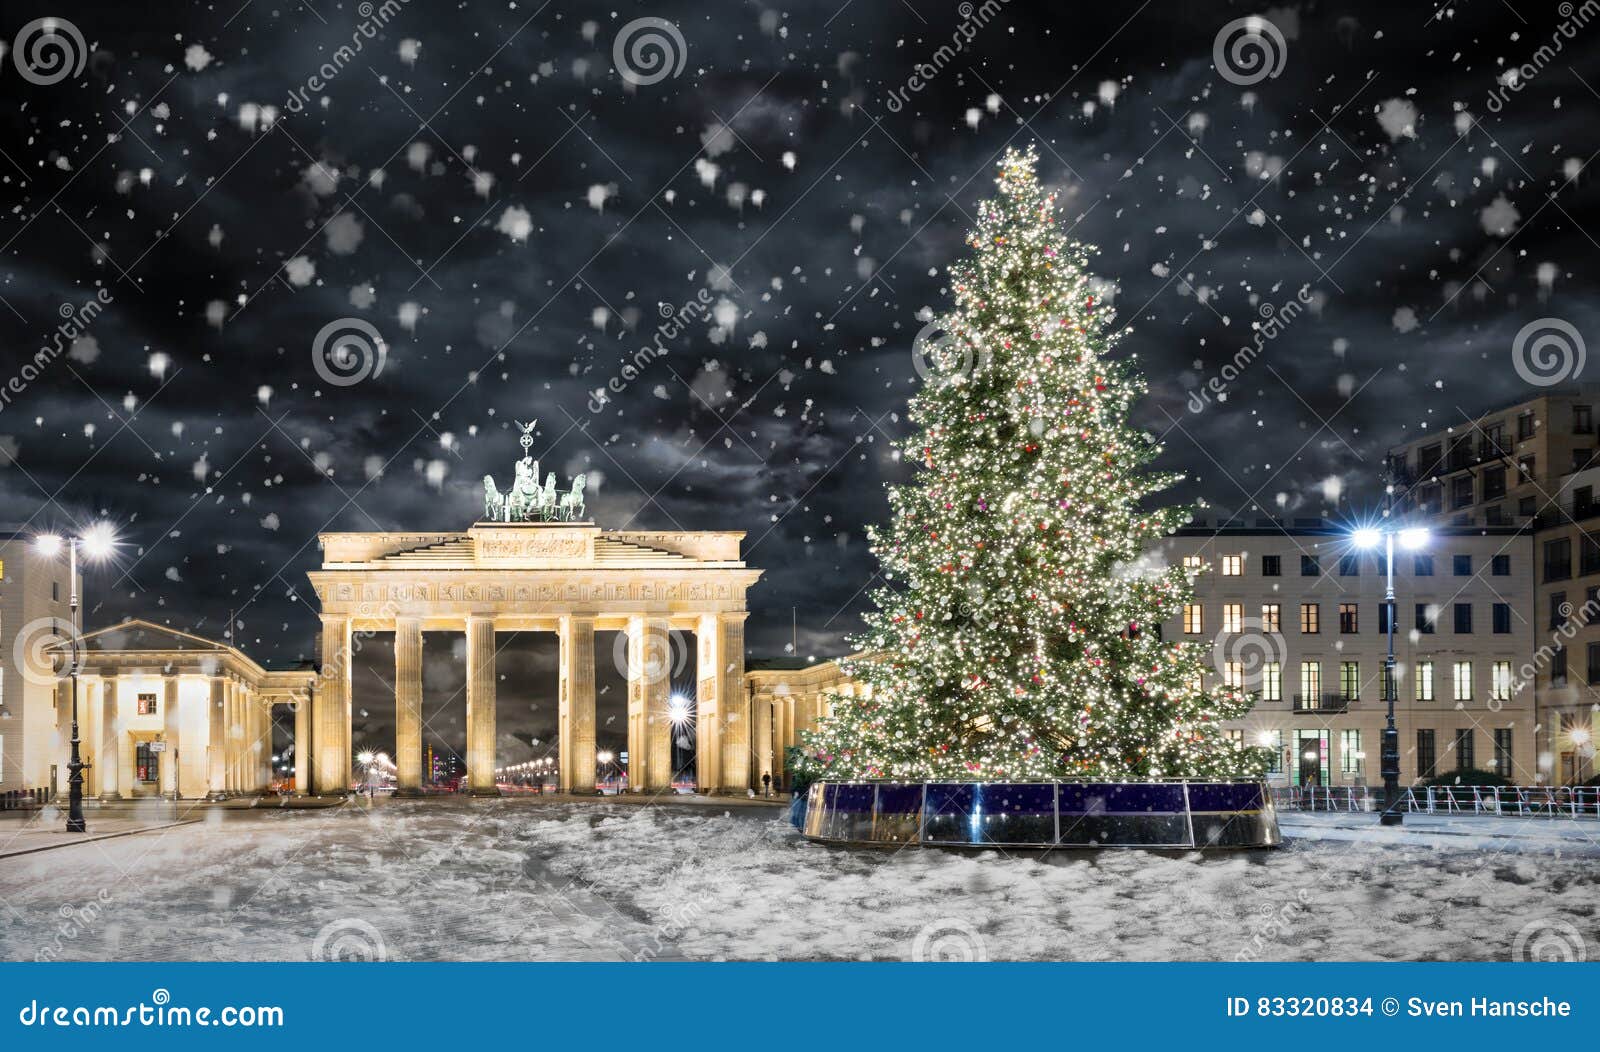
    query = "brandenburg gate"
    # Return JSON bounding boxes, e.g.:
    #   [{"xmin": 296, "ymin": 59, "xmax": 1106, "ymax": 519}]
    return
[{"xmin": 305, "ymin": 428, "xmax": 762, "ymax": 797}]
